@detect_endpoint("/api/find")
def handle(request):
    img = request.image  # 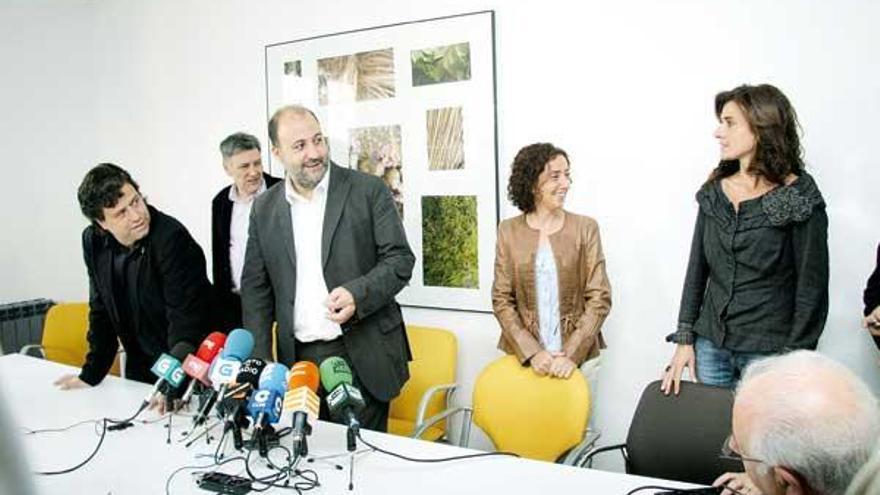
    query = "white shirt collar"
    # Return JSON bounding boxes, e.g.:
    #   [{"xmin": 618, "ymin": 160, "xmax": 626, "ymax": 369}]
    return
[
  {"xmin": 284, "ymin": 166, "xmax": 331, "ymax": 205},
  {"xmin": 228, "ymin": 177, "xmax": 267, "ymax": 203}
]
